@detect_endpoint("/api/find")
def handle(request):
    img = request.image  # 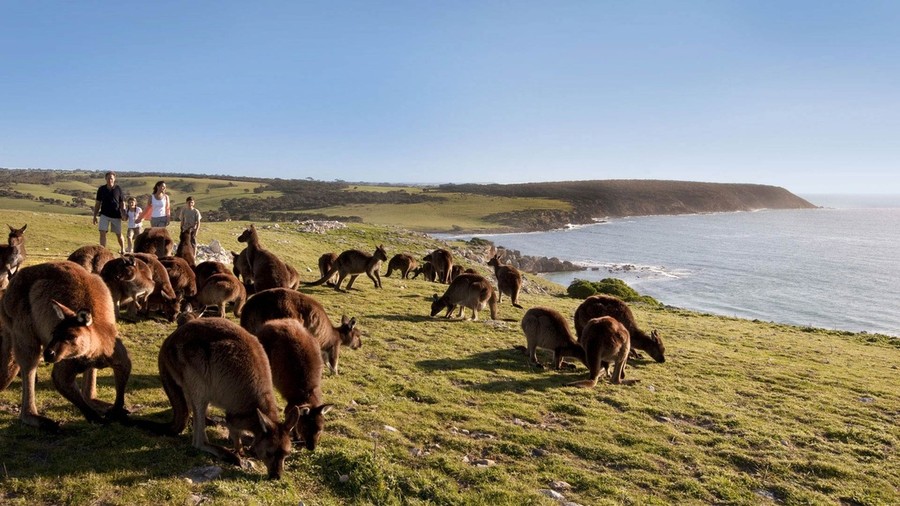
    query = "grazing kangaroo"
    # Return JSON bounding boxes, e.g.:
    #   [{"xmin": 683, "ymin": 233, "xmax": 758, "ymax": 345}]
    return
[
  {"xmin": 152, "ymin": 317, "xmax": 300, "ymax": 479},
  {"xmin": 574, "ymin": 294, "xmax": 666, "ymax": 363},
  {"xmin": 385, "ymin": 253, "xmax": 417, "ymax": 279},
  {"xmin": 430, "ymin": 273, "xmax": 498, "ymax": 321},
  {"xmin": 195, "ymin": 260, "xmax": 231, "ymax": 291},
  {"xmin": 569, "ymin": 316, "xmax": 632, "ymax": 388},
  {"xmin": 255, "ymin": 319, "xmax": 333, "ymax": 450},
  {"xmin": 67, "ymin": 244, "xmax": 115, "ymax": 274},
  {"xmin": 0, "ymin": 262, "xmax": 132, "ymax": 429},
  {"xmin": 188, "ymin": 272, "xmax": 247, "ymax": 318},
  {"xmin": 134, "ymin": 227, "xmax": 174, "ymax": 258},
  {"xmin": 423, "ymin": 249, "xmax": 453, "ymax": 284},
  {"xmin": 132, "ymin": 252, "xmax": 178, "ymax": 318},
  {"xmin": 100, "ymin": 256, "xmax": 156, "ymax": 319},
  {"xmin": 240, "ymin": 288, "xmax": 362, "ymax": 375},
  {"xmin": 487, "ymin": 252, "xmax": 524, "ymax": 308},
  {"xmin": 236, "ymin": 225, "xmax": 293, "ymax": 291},
  {"xmin": 520, "ymin": 307, "xmax": 586, "ymax": 369},
  {"xmin": 160, "ymin": 256, "xmax": 198, "ymax": 314},
  {"xmin": 307, "ymin": 245, "xmax": 387, "ymax": 292},
  {"xmin": 317, "ymin": 252, "xmax": 339, "ymax": 287},
  {"xmin": 411, "ymin": 262, "xmax": 436, "ymax": 282},
  {"xmin": 0, "ymin": 224, "xmax": 27, "ymax": 290},
  {"xmin": 175, "ymin": 228, "xmax": 196, "ymax": 267}
]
